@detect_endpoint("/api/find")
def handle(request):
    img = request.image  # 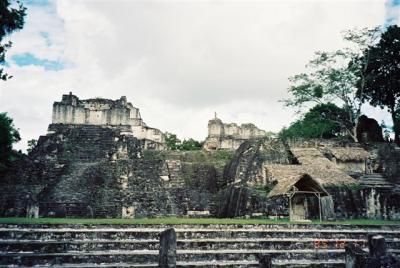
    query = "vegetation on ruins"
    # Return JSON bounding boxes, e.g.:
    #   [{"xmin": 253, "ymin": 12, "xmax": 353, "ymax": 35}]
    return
[
  {"xmin": 165, "ymin": 133, "xmax": 181, "ymax": 150},
  {"xmin": 26, "ymin": 139, "xmax": 37, "ymax": 154},
  {"xmin": 180, "ymin": 138, "xmax": 202, "ymax": 150},
  {"xmin": 165, "ymin": 132, "xmax": 202, "ymax": 151},
  {"xmin": 0, "ymin": 0, "xmax": 26, "ymax": 80},
  {"xmin": 284, "ymin": 27, "xmax": 381, "ymax": 142},
  {"xmin": 358, "ymin": 25, "xmax": 400, "ymax": 144},
  {"xmin": 0, "ymin": 112, "xmax": 21, "ymax": 174},
  {"xmin": 279, "ymin": 103, "xmax": 348, "ymax": 140}
]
